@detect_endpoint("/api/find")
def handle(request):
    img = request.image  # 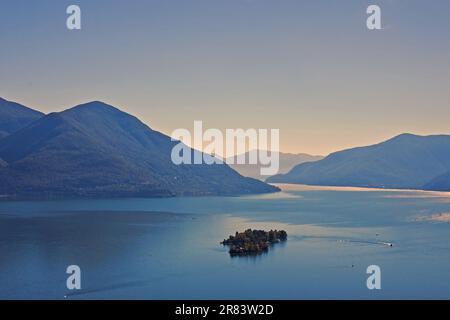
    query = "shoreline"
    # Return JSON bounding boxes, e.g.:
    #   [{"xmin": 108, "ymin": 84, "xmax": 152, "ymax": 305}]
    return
[{"xmin": 272, "ymin": 183, "xmax": 450, "ymax": 196}]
